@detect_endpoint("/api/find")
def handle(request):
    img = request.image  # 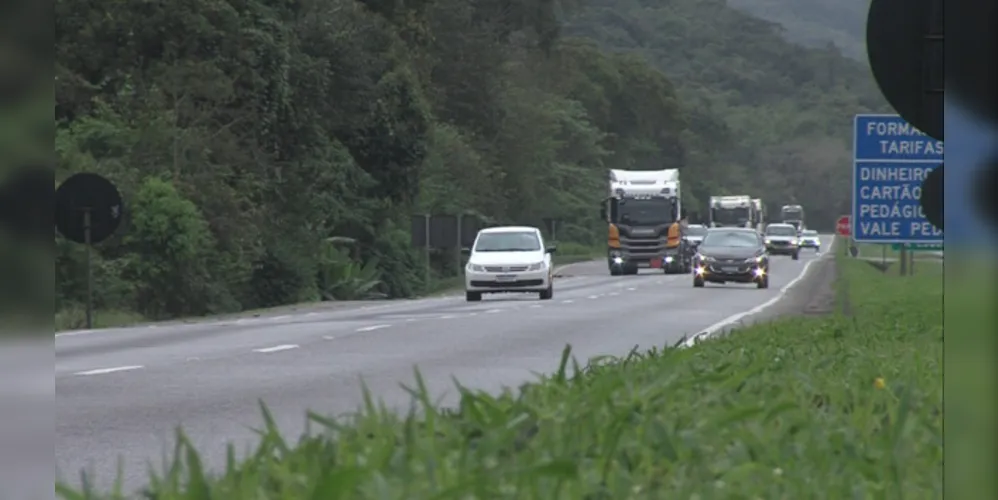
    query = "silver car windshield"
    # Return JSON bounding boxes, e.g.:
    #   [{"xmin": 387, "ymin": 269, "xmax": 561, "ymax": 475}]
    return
[{"xmin": 474, "ymin": 232, "xmax": 541, "ymax": 252}]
